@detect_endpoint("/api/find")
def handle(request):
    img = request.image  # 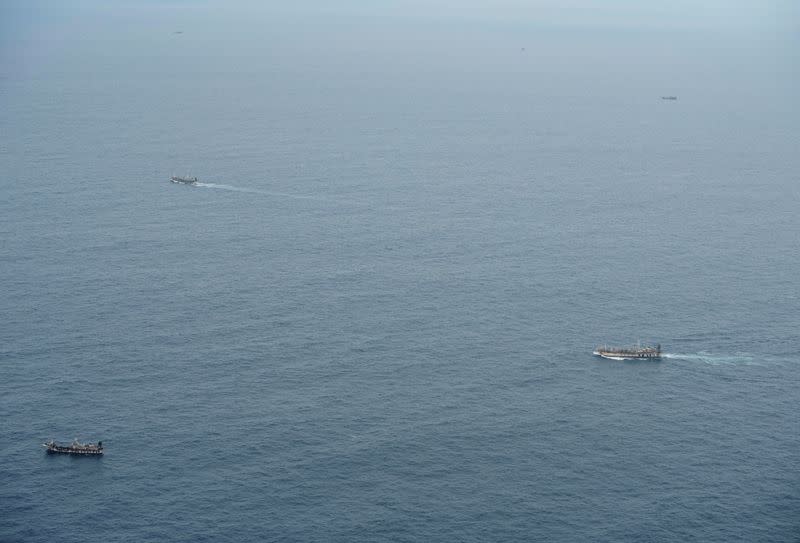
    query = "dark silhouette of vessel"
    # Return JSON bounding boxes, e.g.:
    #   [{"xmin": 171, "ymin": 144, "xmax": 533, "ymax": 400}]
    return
[{"xmin": 44, "ymin": 439, "xmax": 104, "ymax": 456}]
